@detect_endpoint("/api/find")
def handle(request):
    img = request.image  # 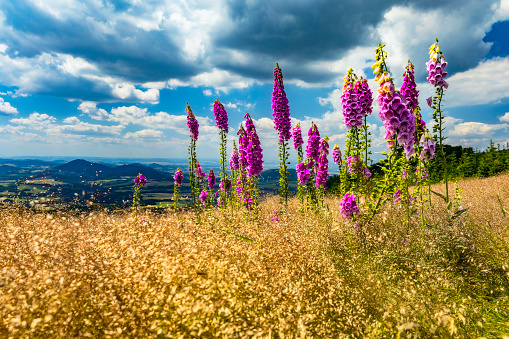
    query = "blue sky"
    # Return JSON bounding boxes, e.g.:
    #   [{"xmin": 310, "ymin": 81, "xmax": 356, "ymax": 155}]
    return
[{"xmin": 0, "ymin": 0, "xmax": 509, "ymax": 165}]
